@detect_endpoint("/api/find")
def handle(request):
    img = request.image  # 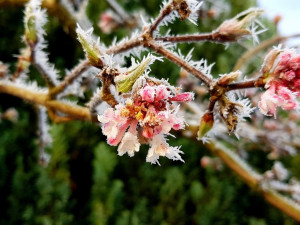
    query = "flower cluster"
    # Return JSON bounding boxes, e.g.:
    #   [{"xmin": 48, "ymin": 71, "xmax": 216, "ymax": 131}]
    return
[
  {"xmin": 98, "ymin": 78, "xmax": 194, "ymax": 165},
  {"xmin": 259, "ymin": 47, "xmax": 300, "ymax": 117}
]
